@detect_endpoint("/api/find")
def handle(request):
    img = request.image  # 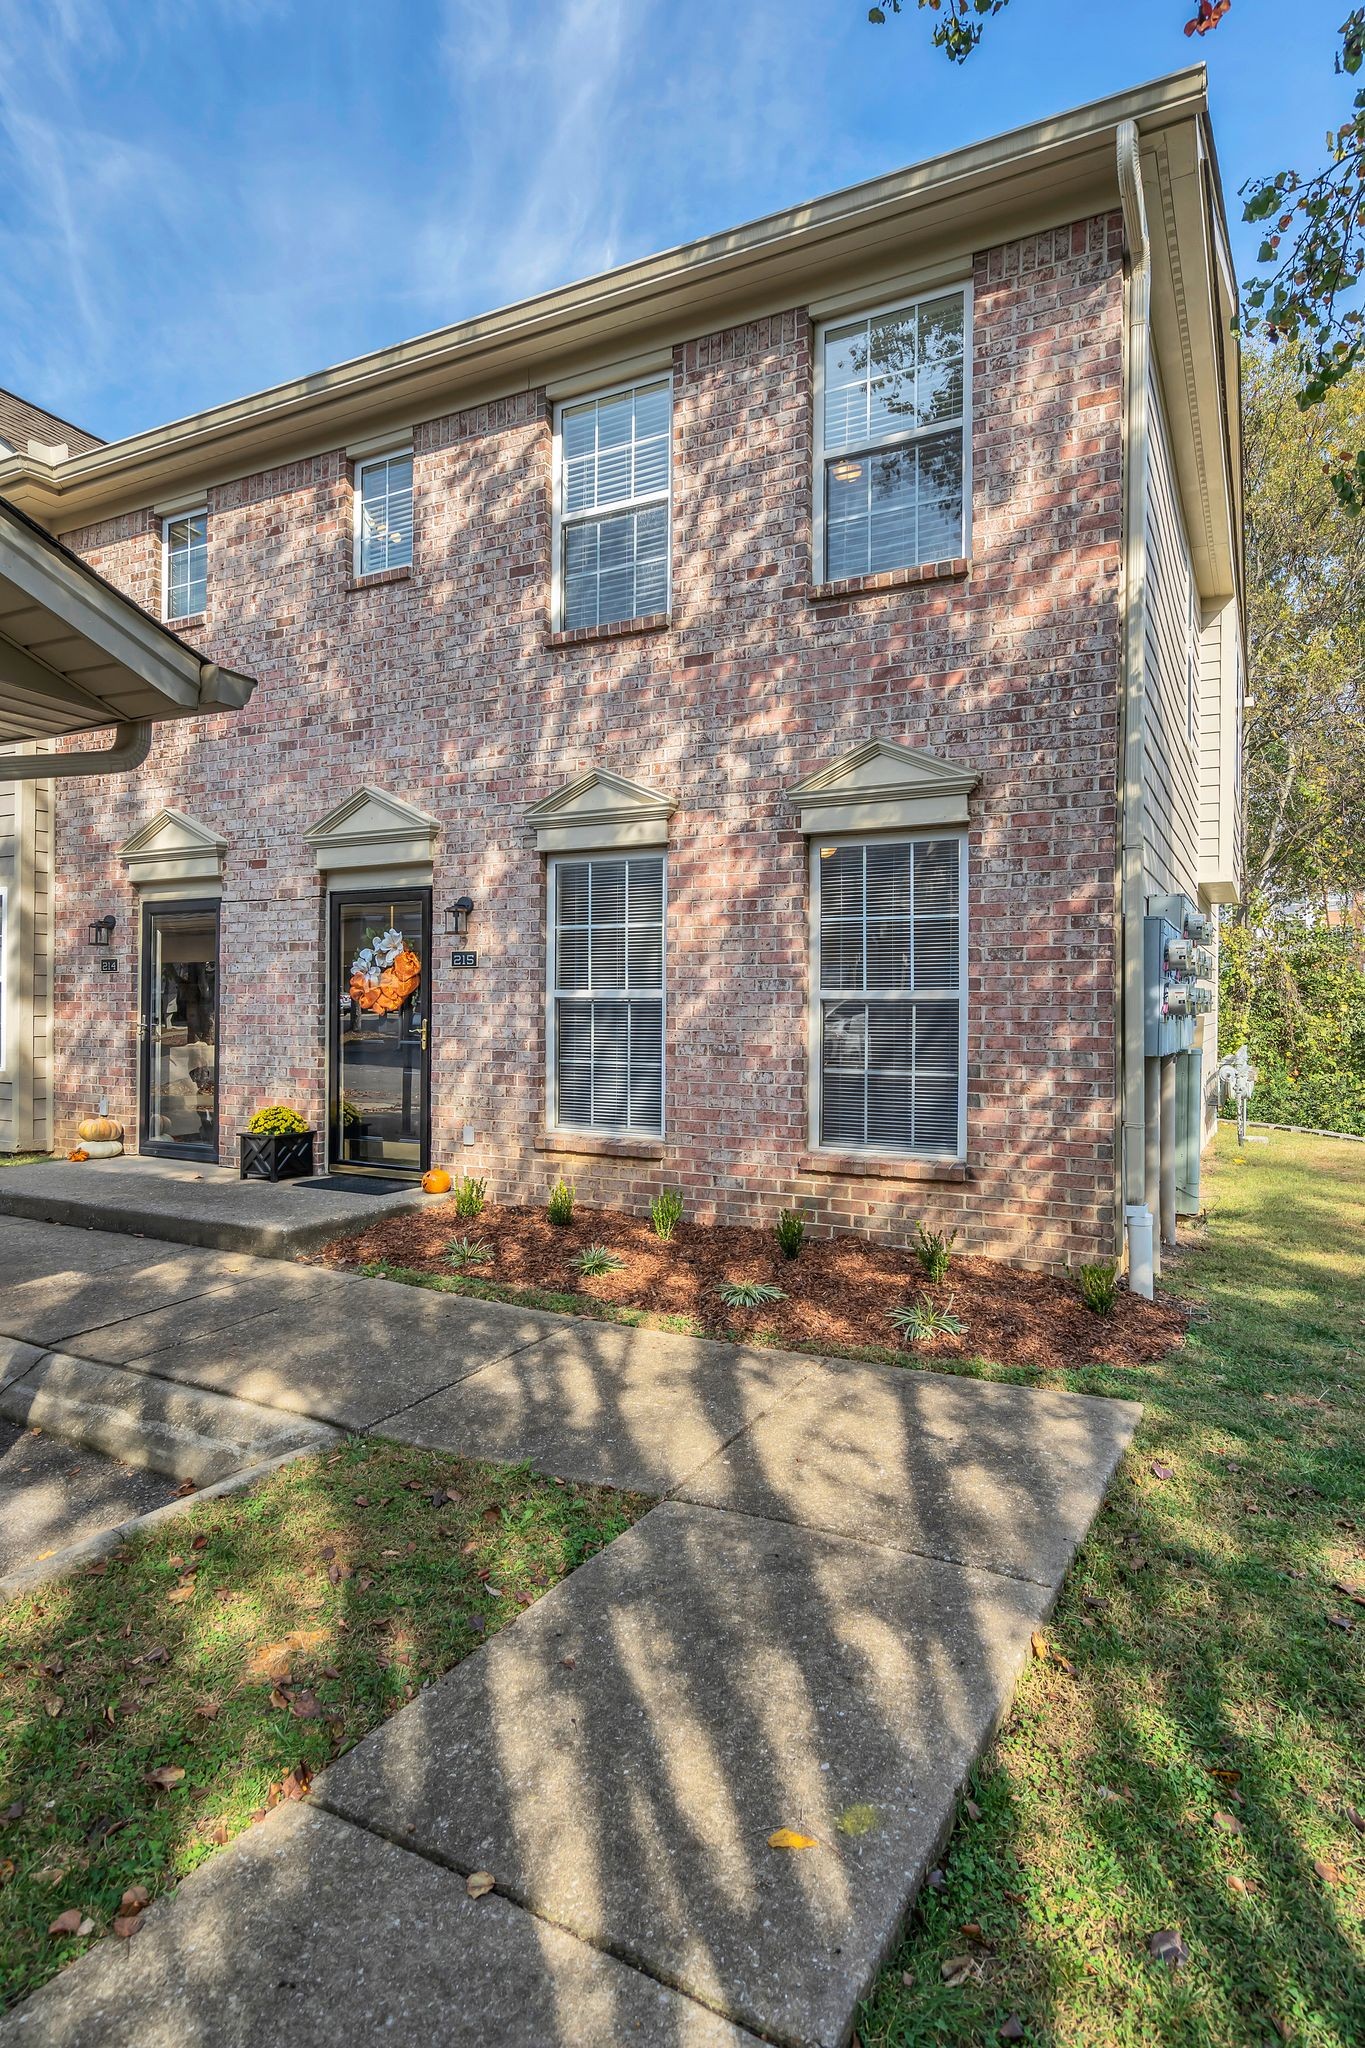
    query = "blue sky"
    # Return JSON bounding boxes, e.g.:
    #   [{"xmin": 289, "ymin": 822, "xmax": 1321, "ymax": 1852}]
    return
[{"xmin": 0, "ymin": 0, "xmax": 1352, "ymax": 443}]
